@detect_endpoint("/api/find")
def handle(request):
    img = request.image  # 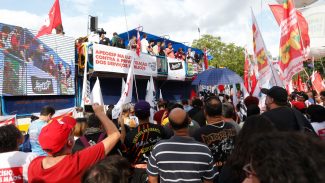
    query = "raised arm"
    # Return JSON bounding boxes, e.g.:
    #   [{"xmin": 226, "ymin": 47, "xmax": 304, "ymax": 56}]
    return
[{"xmin": 93, "ymin": 104, "xmax": 121, "ymax": 155}]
